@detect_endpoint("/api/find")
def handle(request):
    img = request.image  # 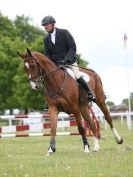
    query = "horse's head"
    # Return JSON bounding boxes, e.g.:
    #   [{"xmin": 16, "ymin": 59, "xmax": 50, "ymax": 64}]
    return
[{"xmin": 17, "ymin": 48, "xmax": 42, "ymax": 90}]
